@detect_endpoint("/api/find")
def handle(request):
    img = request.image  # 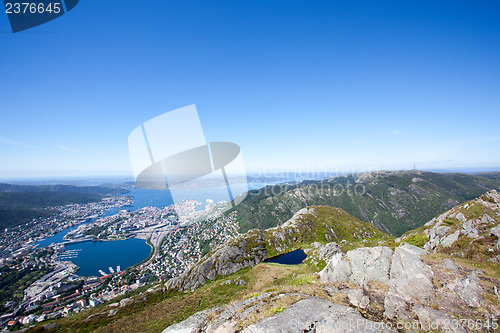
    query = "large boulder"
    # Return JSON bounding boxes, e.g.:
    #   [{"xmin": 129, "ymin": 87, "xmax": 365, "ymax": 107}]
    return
[
  {"xmin": 320, "ymin": 243, "xmax": 434, "ymax": 304},
  {"xmin": 413, "ymin": 306, "xmax": 467, "ymax": 333},
  {"xmin": 447, "ymin": 271, "xmax": 484, "ymax": 308},
  {"xmin": 243, "ymin": 297, "xmax": 395, "ymax": 333},
  {"xmin": 319, "ymin": 246, "xmax": 393, "ymax": 287},
  {"xmin": 388, "ymin": 243, "xmax": 434, "ymax": 303}
]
